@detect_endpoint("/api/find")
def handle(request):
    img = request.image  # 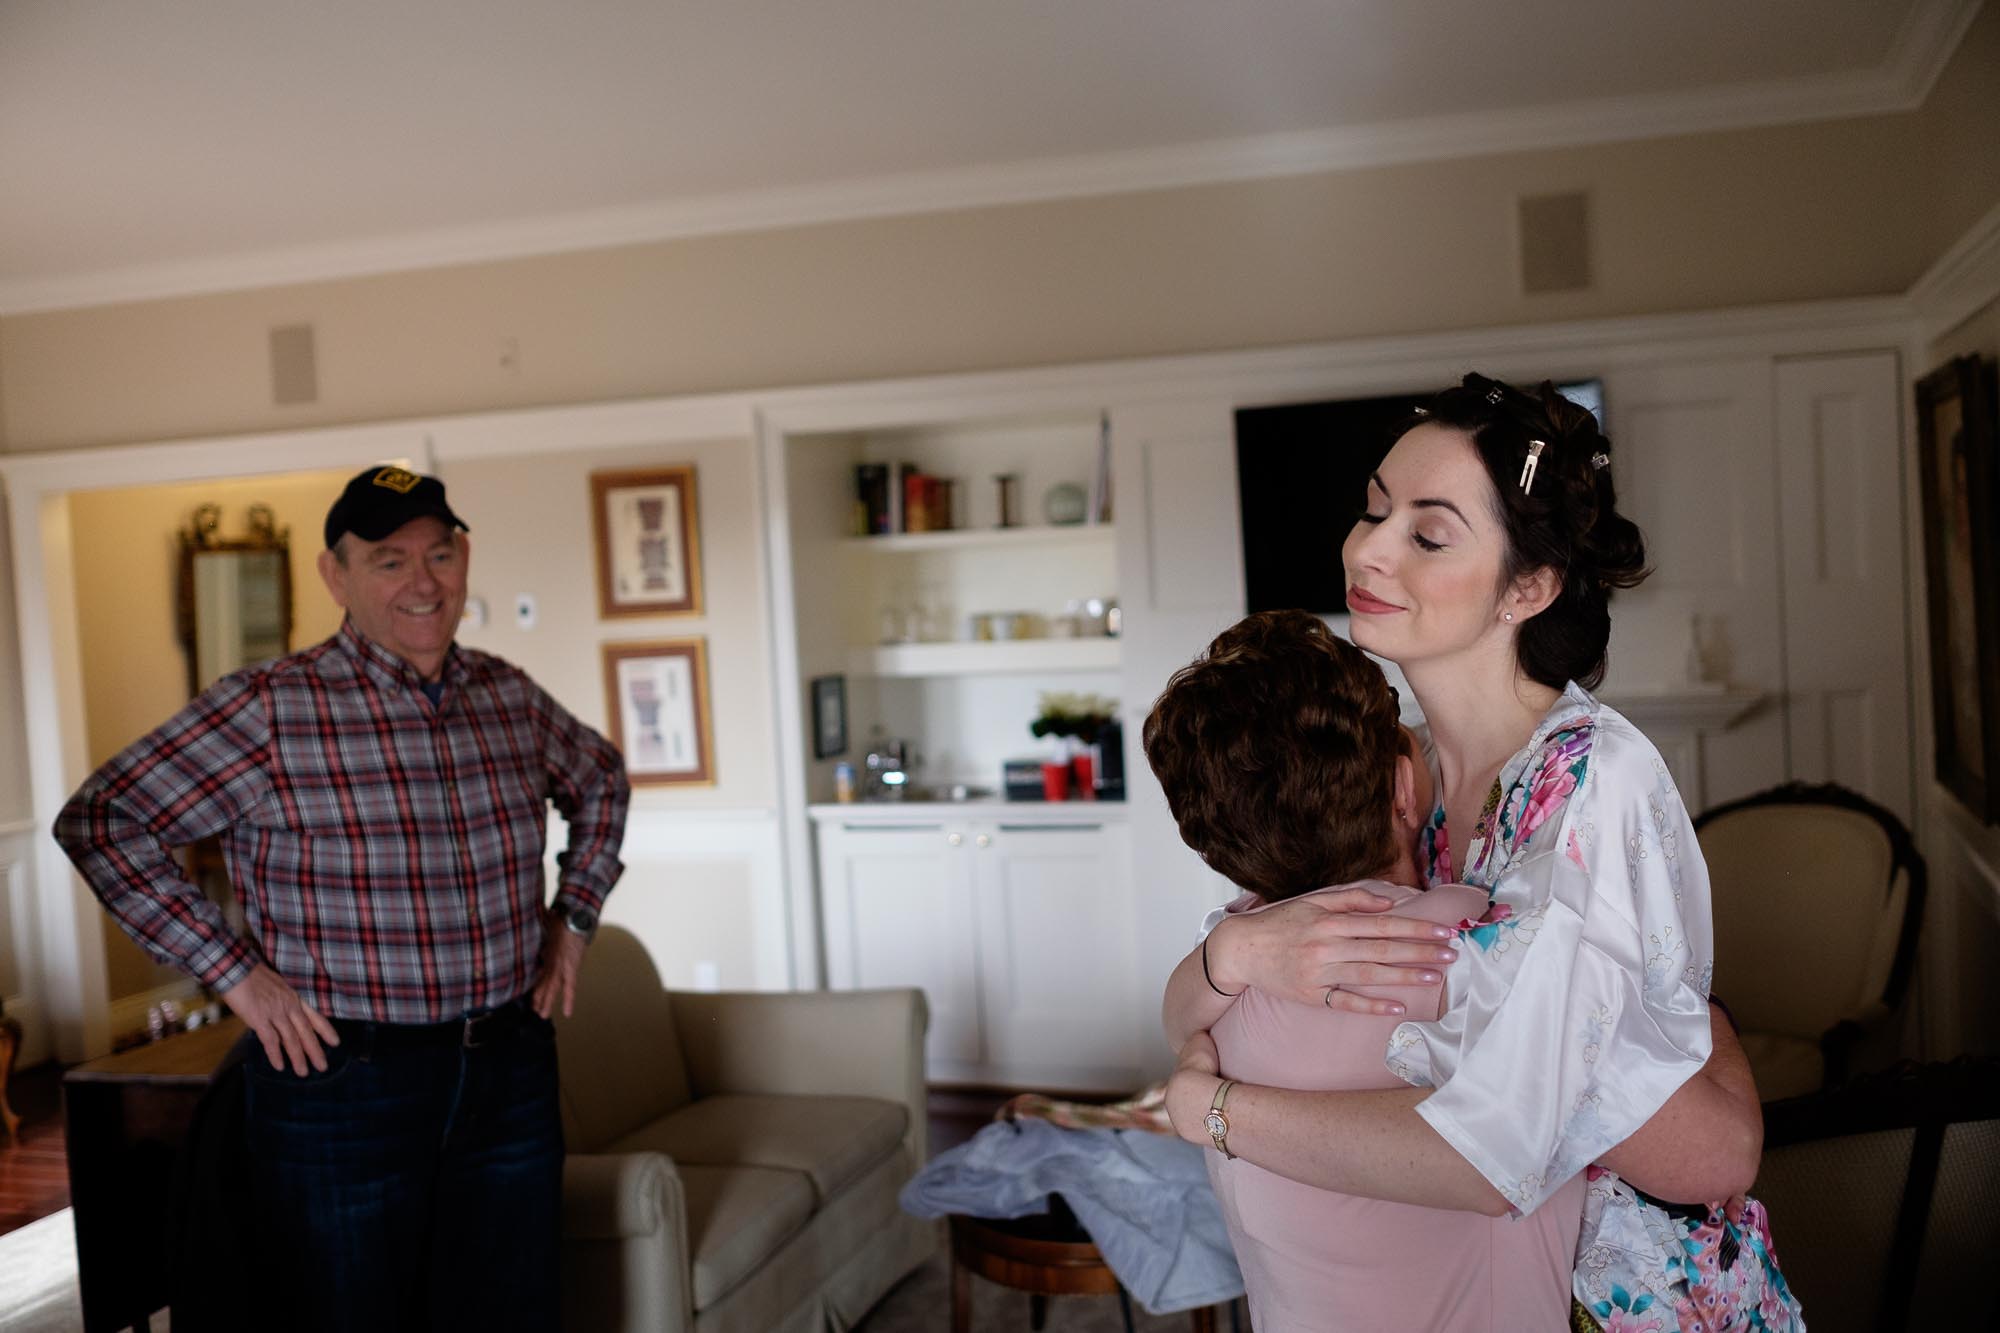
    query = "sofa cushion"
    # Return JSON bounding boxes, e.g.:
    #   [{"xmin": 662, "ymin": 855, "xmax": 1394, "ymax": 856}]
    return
[
  {"xmin": 607, "ymin": 1093, "xmax": 908, "ymax": 1203},
  {"xmin": 555, "ymin": 929, "xmax": 694, "ymax": 1151},
  {"xmin": 677, "ymin": 1164, "xmax": 816, "ymax": 1309}
]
